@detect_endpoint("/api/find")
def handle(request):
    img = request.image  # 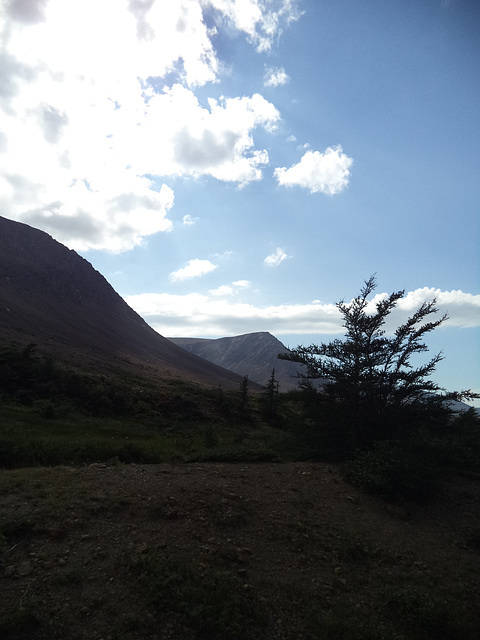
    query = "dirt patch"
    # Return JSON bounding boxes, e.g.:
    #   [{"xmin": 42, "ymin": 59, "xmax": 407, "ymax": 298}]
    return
[{"xmin": 1, "ymin": 462, "xmax": 479, "ymax": 639}]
